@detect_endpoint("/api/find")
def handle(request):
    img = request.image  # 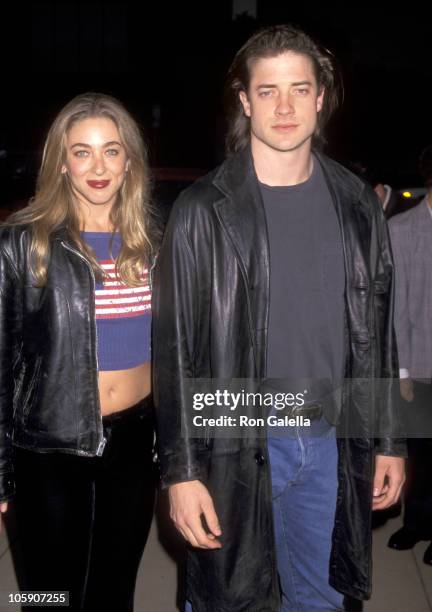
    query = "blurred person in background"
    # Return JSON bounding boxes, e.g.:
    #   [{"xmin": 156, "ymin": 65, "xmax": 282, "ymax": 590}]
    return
[
  {"xmin": 350, "ymin": 161, "xmax": 417, "ymax": 219},
  {"xmin": 387, "ymin": 145, "xmax": 432, "ymax": 566},
  {"xmin": 0, "ymin": 93, "xmax": 159, "ymax": 610},
  {"xmin": 372, "ymin": 174, "xmax": 409, "ymax": 218}
]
